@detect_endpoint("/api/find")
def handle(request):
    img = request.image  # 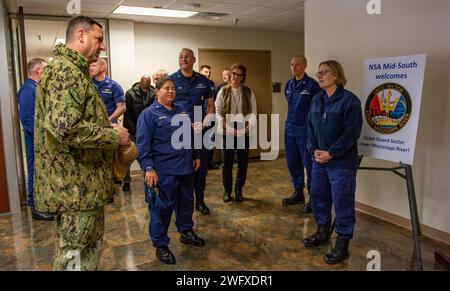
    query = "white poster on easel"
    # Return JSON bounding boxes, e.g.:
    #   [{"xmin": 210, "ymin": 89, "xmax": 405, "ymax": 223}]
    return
[{"xmin": 358, "ymin": 54, "xmax": 426, "ymax": 165}]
